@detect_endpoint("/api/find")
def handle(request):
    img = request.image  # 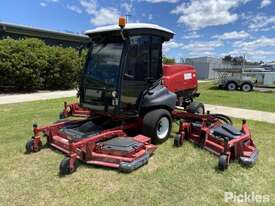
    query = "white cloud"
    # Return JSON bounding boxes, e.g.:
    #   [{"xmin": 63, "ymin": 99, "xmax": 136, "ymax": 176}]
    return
[
  {"xmin": 183, "ymin": 31, "xmax": 200, "ymax": 39},
  {"xmin": 40, "ymin": 0, "xmax": 60, "ymax": 7},
  {"xmin": 244, "ymin": 14, "xmax": 275, "ymax": 31},
  {"xmin": 171, "ymin": 0, "xmax": 250, "ymax": 30},
  {"xmin": 233, "ymin": 37, "xmax": 275, "ymax": 49},
  {"xmin": 67, "ymin": 5, "xmax": 82, "ymax": 14},
  {"xmin": 228, "ymin": 37, "xmax": 275, "ymax": 61},
  {"xmin": 223, "ymin": 48, "xmax": 275, "ymax": 61},
  {"xmin": 183, "ymin": 40, "xmax": 223, "ymax": 53},
  {"xmin": 212, "ymin": 30, "xmax": 249, "ymax": 40},
  {"xmin": 163, "ymin": 39, "xmax": 223, "ymax": 57},
  {"xmin": 148, "ymin": 14, "xmax": 153, "ymax": 20},
  {"xmin": 141, "ymin": 0, "xmax": 178, "ymax": 3},
  {"xmin": 121, "ymin": 2, "xmax": 133, "ymax": 13},
  {"xmin": 163, "ymin": 40, "xmax": 183, "ymax": 53},
  {"xmin": 260, "ymin": 0, "xmax": 272, "ymax": 8},
  {"xmin": 90, "ymin": 8, "xmax": 120, "ymax": 26},
  {"xmin": 80, "ymin": 0, "xmax": 97, "ymax": 15},
  {"xmin": 80, "ymin": 0, "xmax": 120, "ymax": 26},
  {"xmin": 40, "ymin": 2, "xmax": 47, "ymax": 7}
]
